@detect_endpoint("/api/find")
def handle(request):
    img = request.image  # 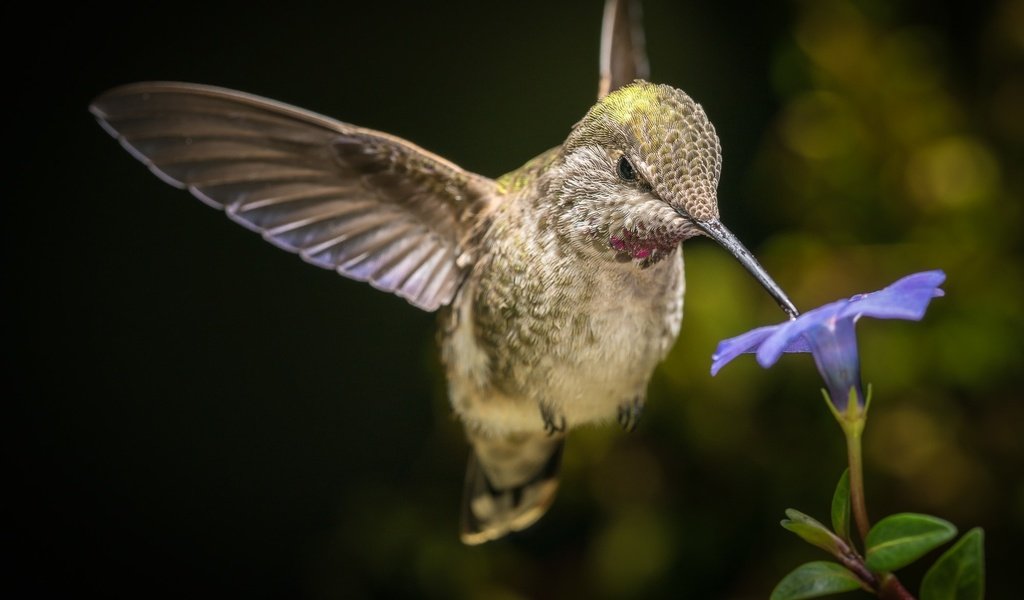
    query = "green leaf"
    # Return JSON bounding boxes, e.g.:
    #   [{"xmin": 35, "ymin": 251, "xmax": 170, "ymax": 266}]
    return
[
  {"xmin": 921, "ymin": 528, "xmax": 985, "ymax": 600},
  {"xmin": 865, "ymin": 513, "xmax": 957, "ymax": 572},
  {"xmin": 770, "ymin": 561, "xmax": 864, "ymax": 600},
  {"xmin": 781, "ymin": 509, "xmax": 842, "ymax": 556},
  {"xmin": 831, "ymin": 469, "xmax": 851, "ymax": 543}
]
